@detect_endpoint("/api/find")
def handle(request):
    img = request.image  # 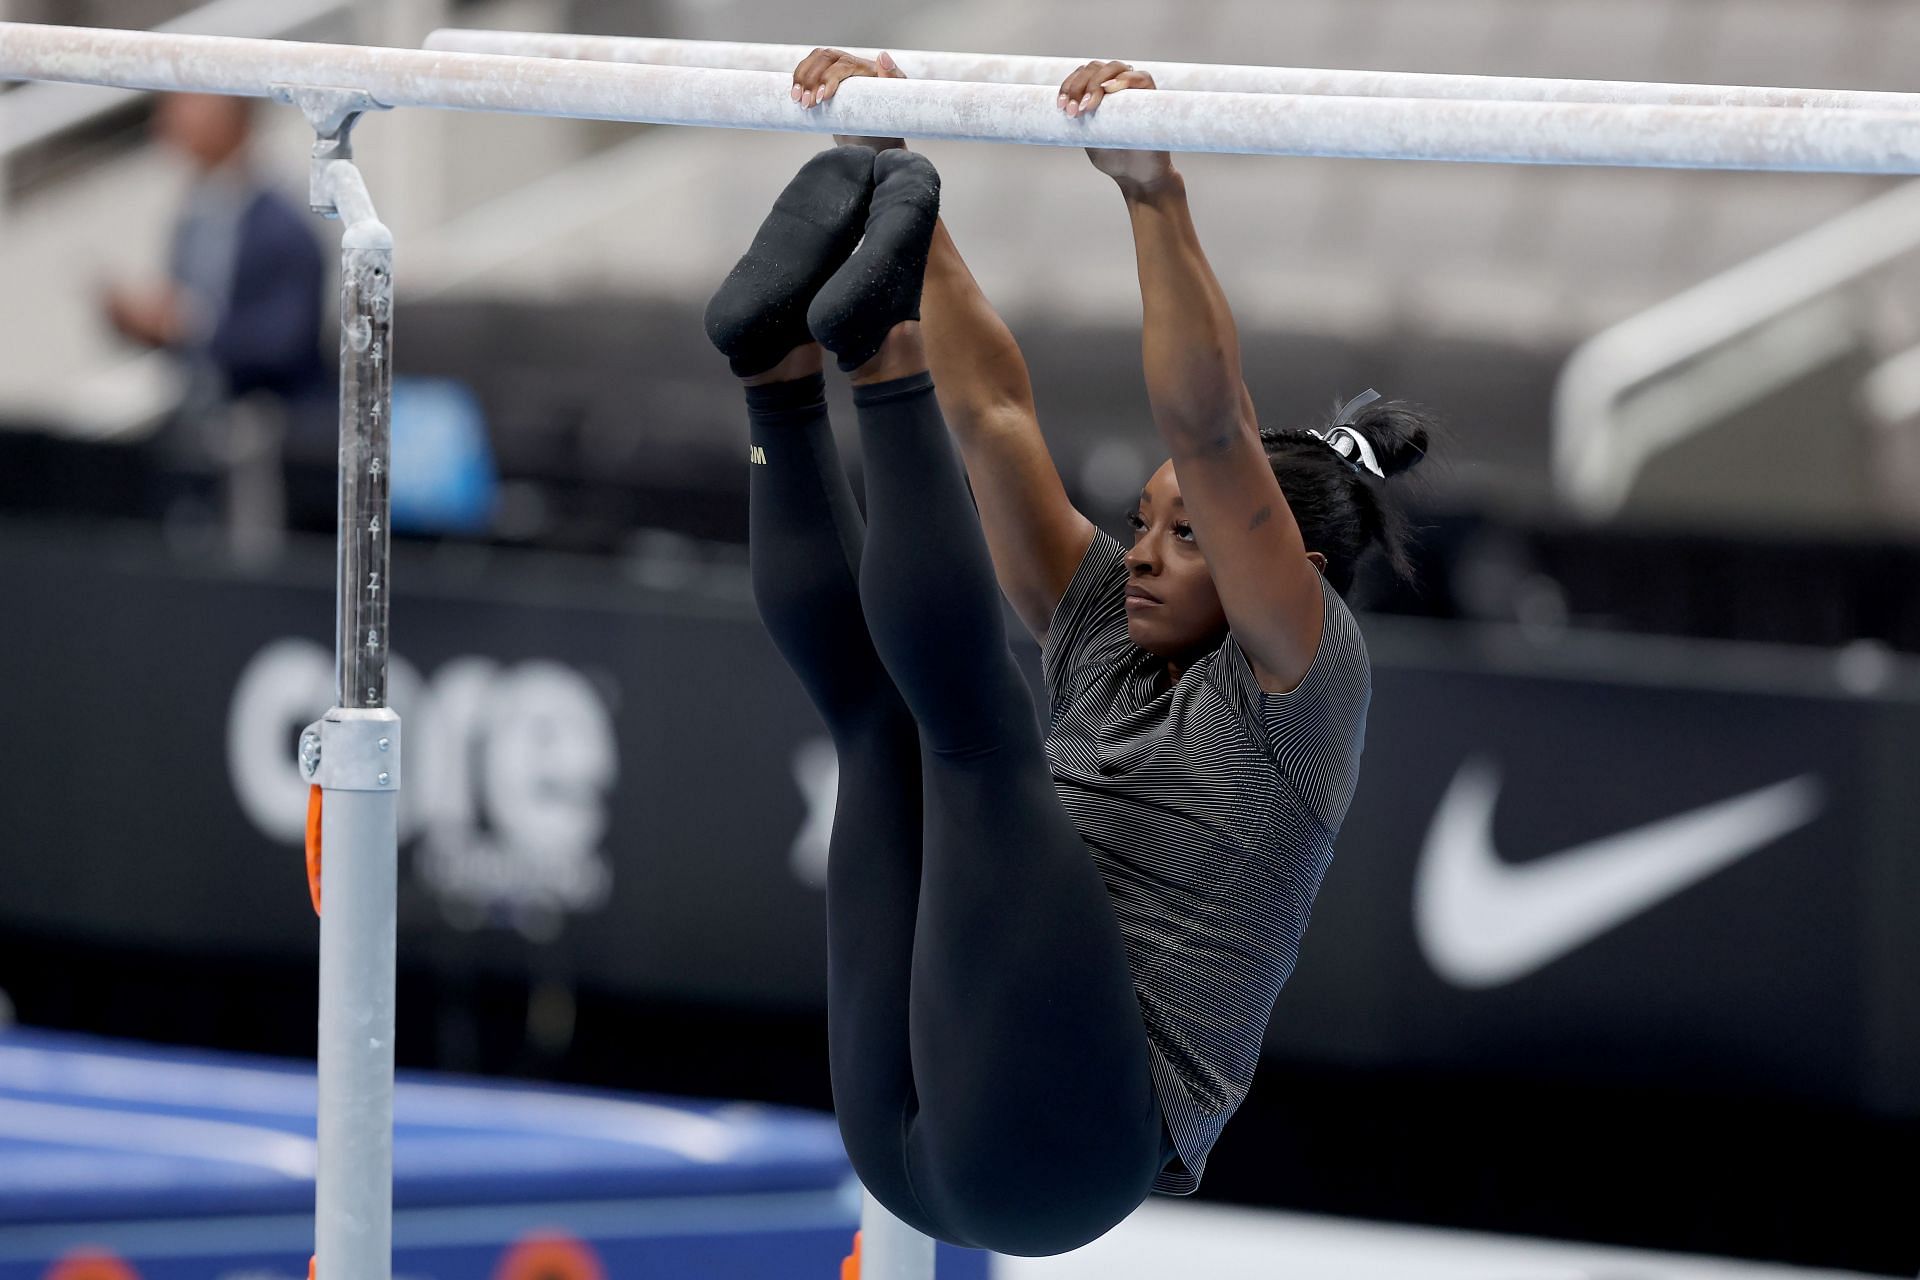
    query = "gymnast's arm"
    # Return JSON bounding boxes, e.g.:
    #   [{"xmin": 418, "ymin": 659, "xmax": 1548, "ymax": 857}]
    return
[
  {"xmin": 797, "ymin": 48, "xmax": 1097, "ymax": 644},
  {"xmin": 918, "ymin": 218, "xmax": 1097, "ymax": 644},
  {"xmin": 1064, "ymin": 62, "xmax": 1325, "ymax": 693}
]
